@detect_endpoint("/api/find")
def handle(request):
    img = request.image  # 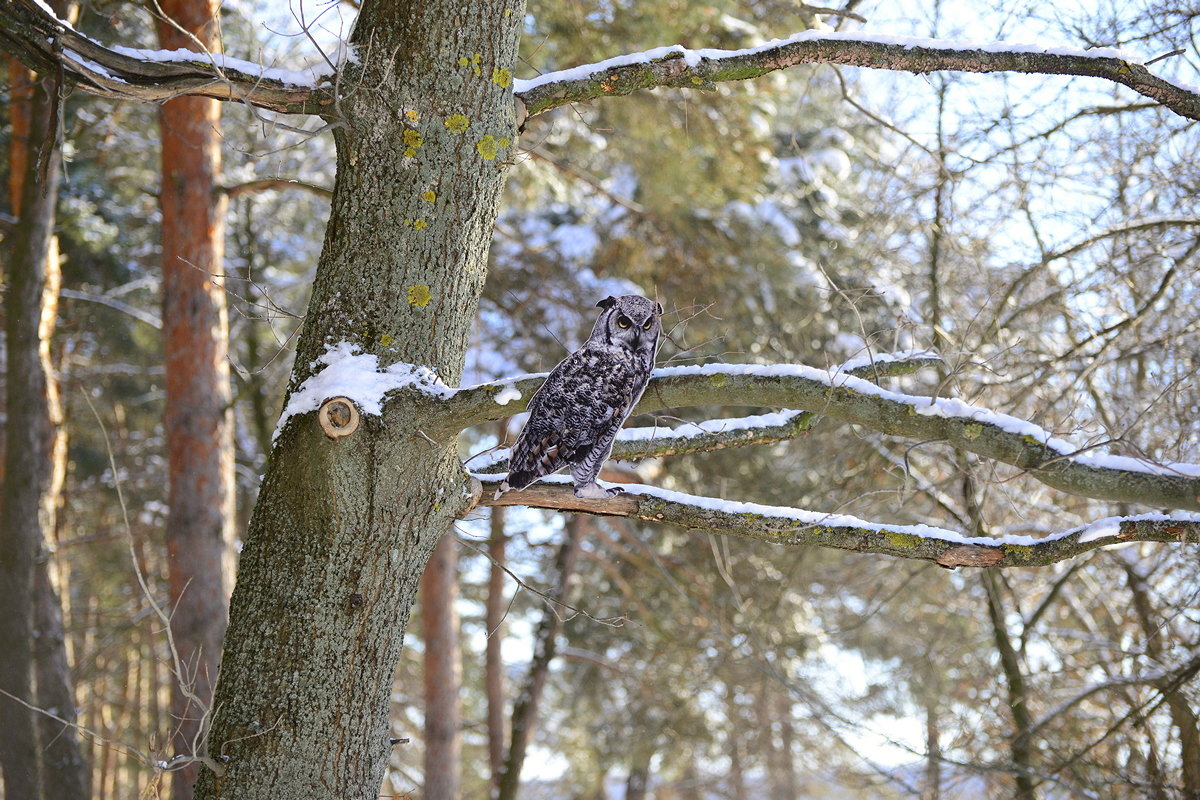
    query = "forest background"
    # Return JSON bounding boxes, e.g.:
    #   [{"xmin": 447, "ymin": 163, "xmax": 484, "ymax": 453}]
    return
[{"xmin": 1, "ymin": 0, "xmax": 1199, "ymax": 798}]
